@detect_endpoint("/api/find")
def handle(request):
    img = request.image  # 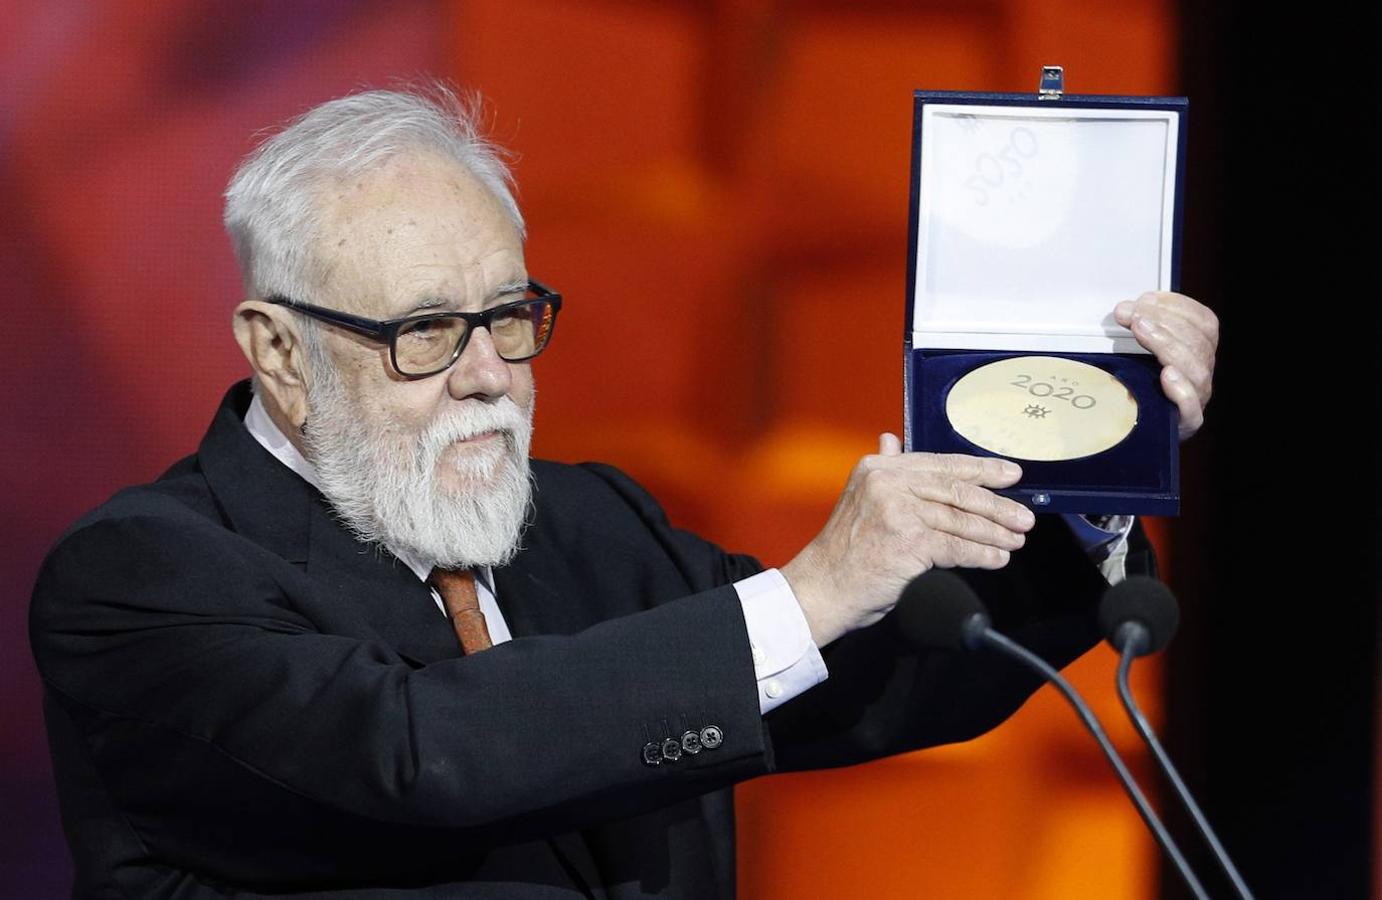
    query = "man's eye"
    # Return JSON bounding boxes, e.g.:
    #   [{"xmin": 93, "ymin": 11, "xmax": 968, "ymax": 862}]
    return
[
  {"xmin": 415, "ymin": 320, "xmax": 443, "ymax": 334},
  {"xmin": 400, "ymin": 320, "xmax": 453, "ymax": 342}
]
